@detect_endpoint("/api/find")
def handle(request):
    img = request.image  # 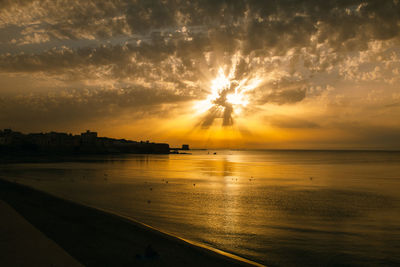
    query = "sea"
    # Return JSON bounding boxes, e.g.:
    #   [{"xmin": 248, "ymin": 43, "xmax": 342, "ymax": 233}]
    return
[{"xmin": 1, "ymin": 150, "xmax": 400, "ymax": 266}]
